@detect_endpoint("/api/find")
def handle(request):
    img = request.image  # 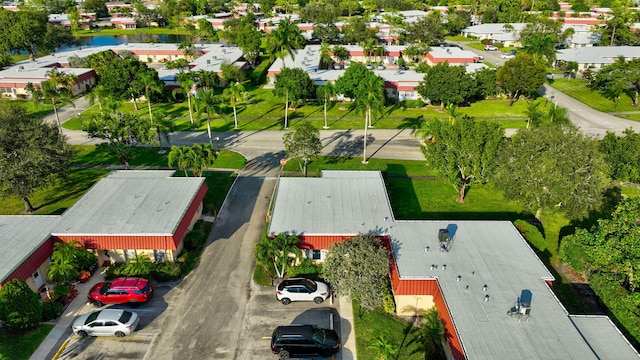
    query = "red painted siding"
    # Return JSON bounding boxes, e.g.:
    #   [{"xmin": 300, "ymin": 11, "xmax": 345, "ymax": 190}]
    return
[
  {"xmin": 297, "ymin": 235, "xmax": 353, "ymax": 250},
  {"xmin": 55, "ymin": 234, "xmax": 174, "ymax": 250},
  {"xmin": 171, "ymin": 182, "xmax": 208, "ymax": 248},
  {"xmin": 2, "ymin": 239, "xmax": 54, "ymax": 286}
]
